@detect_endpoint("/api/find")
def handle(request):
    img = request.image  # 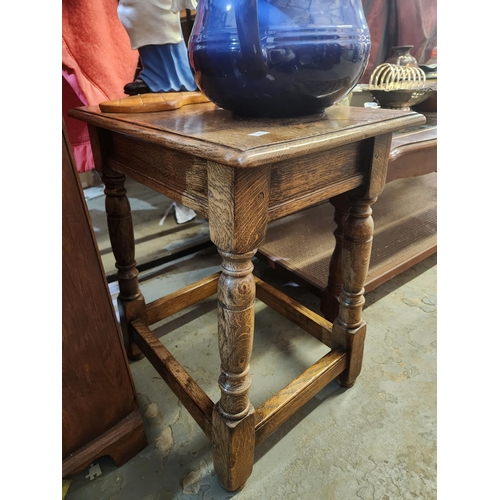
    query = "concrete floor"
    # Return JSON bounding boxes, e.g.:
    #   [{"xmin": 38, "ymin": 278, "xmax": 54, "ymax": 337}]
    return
[{"xmin": 65, "ymin": 180, "xmax": 437, "ymax": 500}]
